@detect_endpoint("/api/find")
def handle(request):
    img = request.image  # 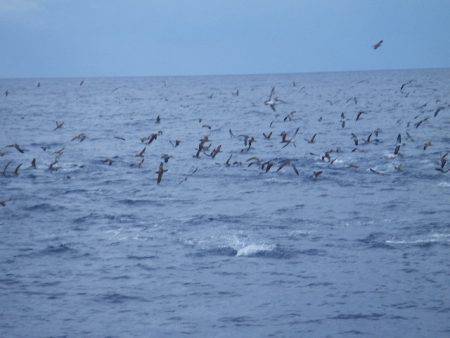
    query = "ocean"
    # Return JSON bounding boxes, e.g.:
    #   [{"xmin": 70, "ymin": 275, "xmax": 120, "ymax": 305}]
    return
[{"xmin": 1, "ymin": 69, "xmax": 449, "ymax": 337}]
